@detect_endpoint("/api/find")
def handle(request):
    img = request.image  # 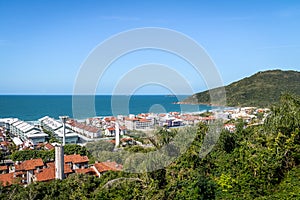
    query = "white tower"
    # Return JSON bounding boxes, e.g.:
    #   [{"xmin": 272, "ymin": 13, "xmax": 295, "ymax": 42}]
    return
[
  {"xmin": 55, "ymin": 145, "xmax": 64, "ymax": 180},
  {"xmin": 115, "ymin": 121, "xmax": 120, "ymax": 148},
  {"xmin": 55, "ymin": 116, "xmax": 68, "ymax": 180},
  {"xmin": 60, "ymin": 116, "xmax": 68, "ymax": 146}
]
